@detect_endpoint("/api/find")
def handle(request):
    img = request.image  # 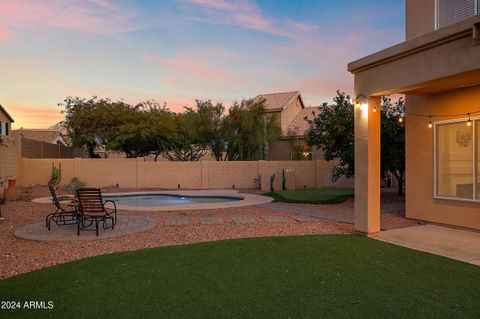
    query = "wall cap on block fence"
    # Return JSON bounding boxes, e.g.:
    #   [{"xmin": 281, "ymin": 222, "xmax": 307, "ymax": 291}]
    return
[{"xmin": 19, "ymin": 158, "xmax": 353, "ymax": 190}]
